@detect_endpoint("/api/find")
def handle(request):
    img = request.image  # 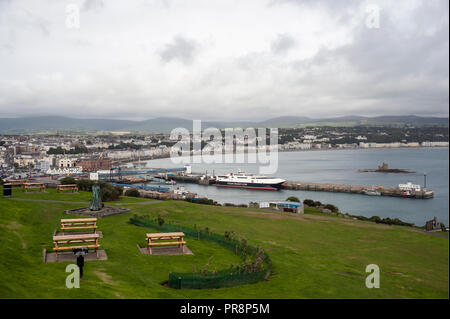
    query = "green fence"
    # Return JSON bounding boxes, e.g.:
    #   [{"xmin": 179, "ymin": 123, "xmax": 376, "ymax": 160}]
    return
[{"xmin": 129, "ymin": 215, "xmax": 272, "ymax": 289}]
